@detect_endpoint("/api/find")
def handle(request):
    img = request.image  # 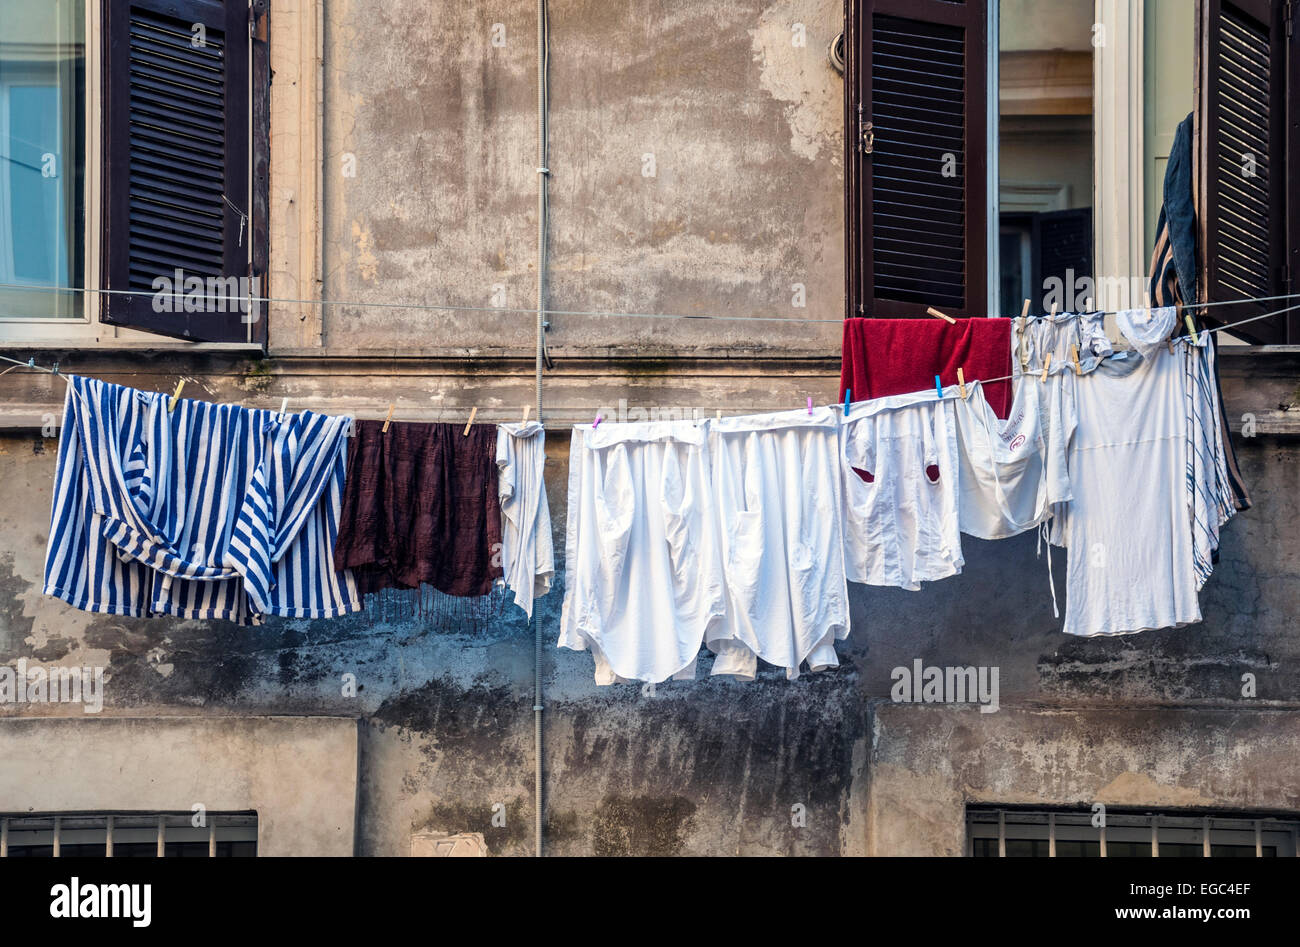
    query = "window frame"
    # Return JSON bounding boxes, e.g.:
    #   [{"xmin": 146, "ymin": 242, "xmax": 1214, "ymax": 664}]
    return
[{"xmin": 0, "ymin": 0, "xmax": 267, "ymax": 350}]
